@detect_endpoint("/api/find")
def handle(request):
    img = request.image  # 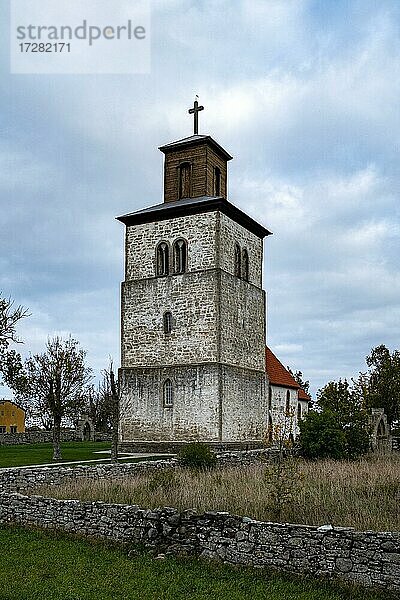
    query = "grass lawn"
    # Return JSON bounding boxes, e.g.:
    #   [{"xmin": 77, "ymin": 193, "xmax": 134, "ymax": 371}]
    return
[
  {"xmin": 0, "ymin": 526, "xmax": 390, "ymax": 600},
  {"xmin": 0, "ymin": 441, "xmax": 172, "ymax": 468},
  {"xmin": 0, "ymin": 441, "xmax": 111, "ymax": 468}
]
